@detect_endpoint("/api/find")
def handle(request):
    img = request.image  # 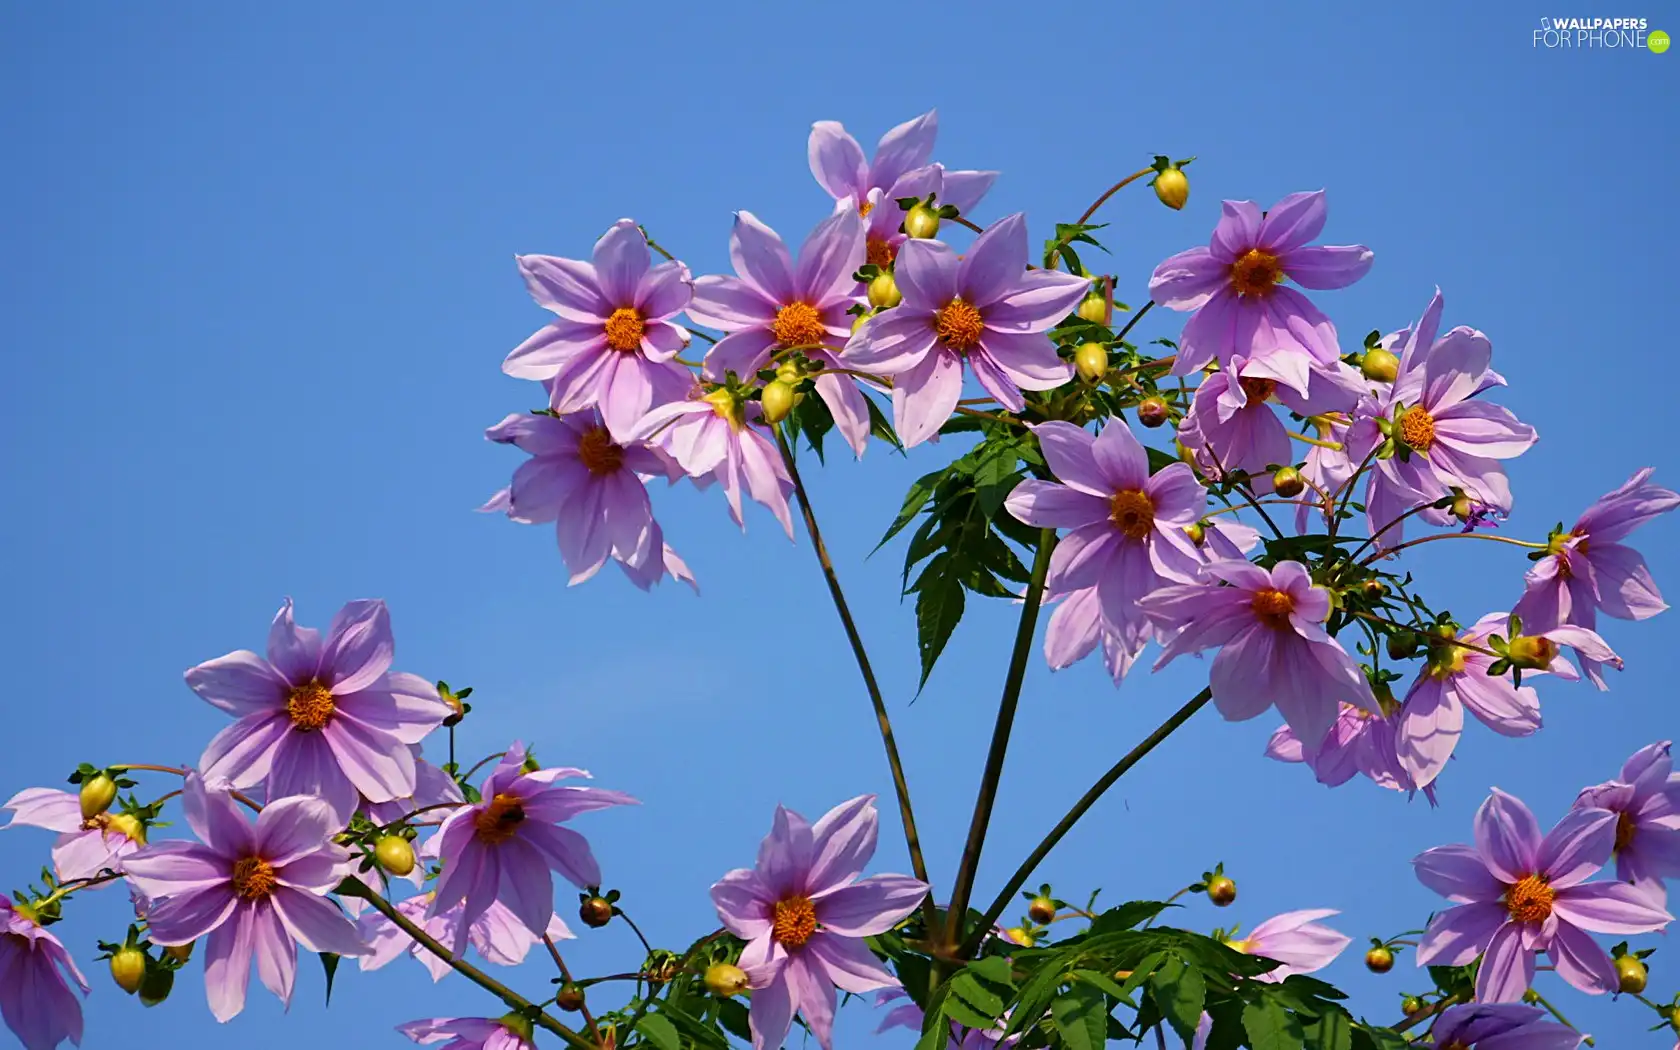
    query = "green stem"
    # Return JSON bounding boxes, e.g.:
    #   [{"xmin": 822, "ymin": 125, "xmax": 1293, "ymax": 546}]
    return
[
  {"xmin": 960, "ymin": 687, "xmax": 1213, "ymax": 957},
  {"xmin": 543, "ymin": 934, "xmax": 601, "ymax": 1041},
  {"xmin": 1111, "ymin": 300, "xmax": 1155, "ymax": 347},
  {"xmin": 340, "ymin": 881, "xmax": 593, "ymax": 1049},
  {"xmin": 1359, "ymin": 530, "xmax": 1547, "ymax": 566},
  {"xmin": 1075, "ymin": 166, "xmax": 1156, "ymax": 226},
  {"xmin": 1530, "ymin": 991, "xmax": 1593, "ymax": 1046},
  {"xmin": 773, "ymin": 426, "xmax": 936, "ymax": 932},
  {"xmin": 943, "ymin": 530, "xmax": 1057, "ymax": 954}
]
